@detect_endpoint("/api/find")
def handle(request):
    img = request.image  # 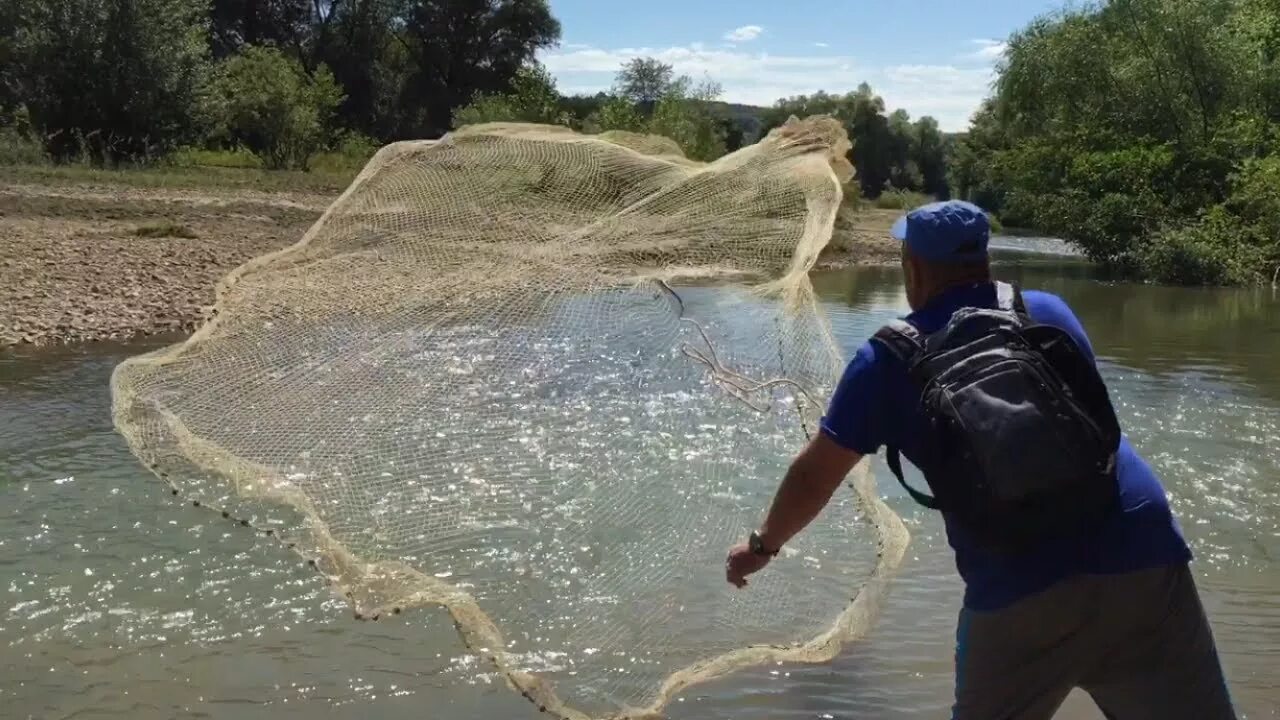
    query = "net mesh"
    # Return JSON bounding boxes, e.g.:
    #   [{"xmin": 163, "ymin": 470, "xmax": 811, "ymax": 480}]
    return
[{"xmin": 110, "ymin": 116, "xmax": 910, "ymax": 719}]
